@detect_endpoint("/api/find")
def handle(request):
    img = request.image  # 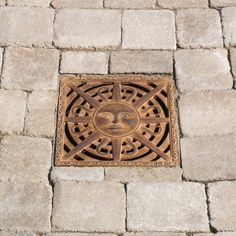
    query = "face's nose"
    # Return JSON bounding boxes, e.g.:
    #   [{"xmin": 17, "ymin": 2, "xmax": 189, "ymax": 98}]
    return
[{"xmin": 112, "ymin": 114, "xmax": 119, "ymax": 124}]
